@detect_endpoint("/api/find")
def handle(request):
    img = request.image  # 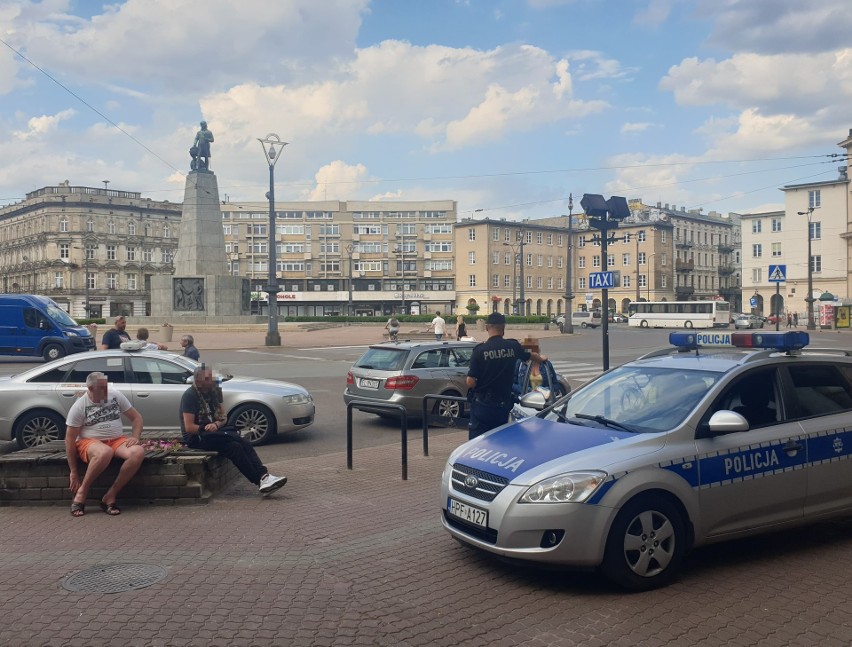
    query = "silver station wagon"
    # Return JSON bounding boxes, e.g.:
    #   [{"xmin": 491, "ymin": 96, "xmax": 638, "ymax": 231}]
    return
[
  {"xmin": 0, "ymin": 349, "xmax": 315, "ymax": 448},
  {"xmin": 441, "ymin": 331, "xmax": 852, "ymax": 589}
]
